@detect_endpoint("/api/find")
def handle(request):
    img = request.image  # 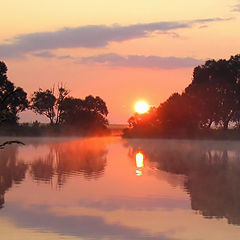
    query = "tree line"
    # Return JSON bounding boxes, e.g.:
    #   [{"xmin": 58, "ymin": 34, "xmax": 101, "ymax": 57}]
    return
[
  {"xmin": 128, "ymin": 54, "xmax": 240, "ymax": 135},
  {"xmin": 0, "ymin": 61, "xmax": 109, "ymax": 131}
]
